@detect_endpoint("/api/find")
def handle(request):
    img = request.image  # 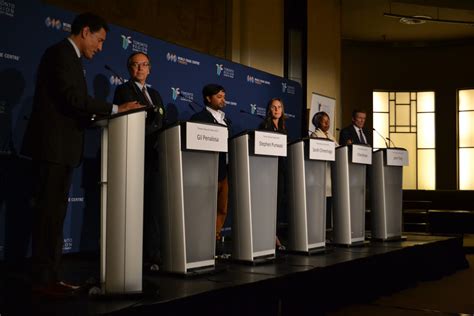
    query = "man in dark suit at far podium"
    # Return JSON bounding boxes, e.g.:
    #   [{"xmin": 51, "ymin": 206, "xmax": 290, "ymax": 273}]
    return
[
  {"xmin": 113, "ymin": 52, "xmax": 166, "ymax": 271},
  {"xmin": 190, "ymin": 84, "xmax": 231, "ymax": 256},
  {"xmin": 339, "ymin": 109, "xmax": 372, "ymax": 146},
  {"xmin": 21, "ymin": 12, "xmax": 142, "ymax": 297}
]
